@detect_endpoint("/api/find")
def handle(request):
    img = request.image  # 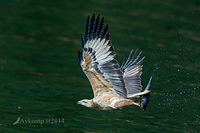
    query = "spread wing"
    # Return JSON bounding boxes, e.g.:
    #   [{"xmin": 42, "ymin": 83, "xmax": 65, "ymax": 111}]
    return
[
  {"xmin": 120, "ymin": 48, "xmax": 145, "ymax": 97},
  {"xmin": 78, "ymin": 14, "xmax": 127, "ymax": 98}
]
